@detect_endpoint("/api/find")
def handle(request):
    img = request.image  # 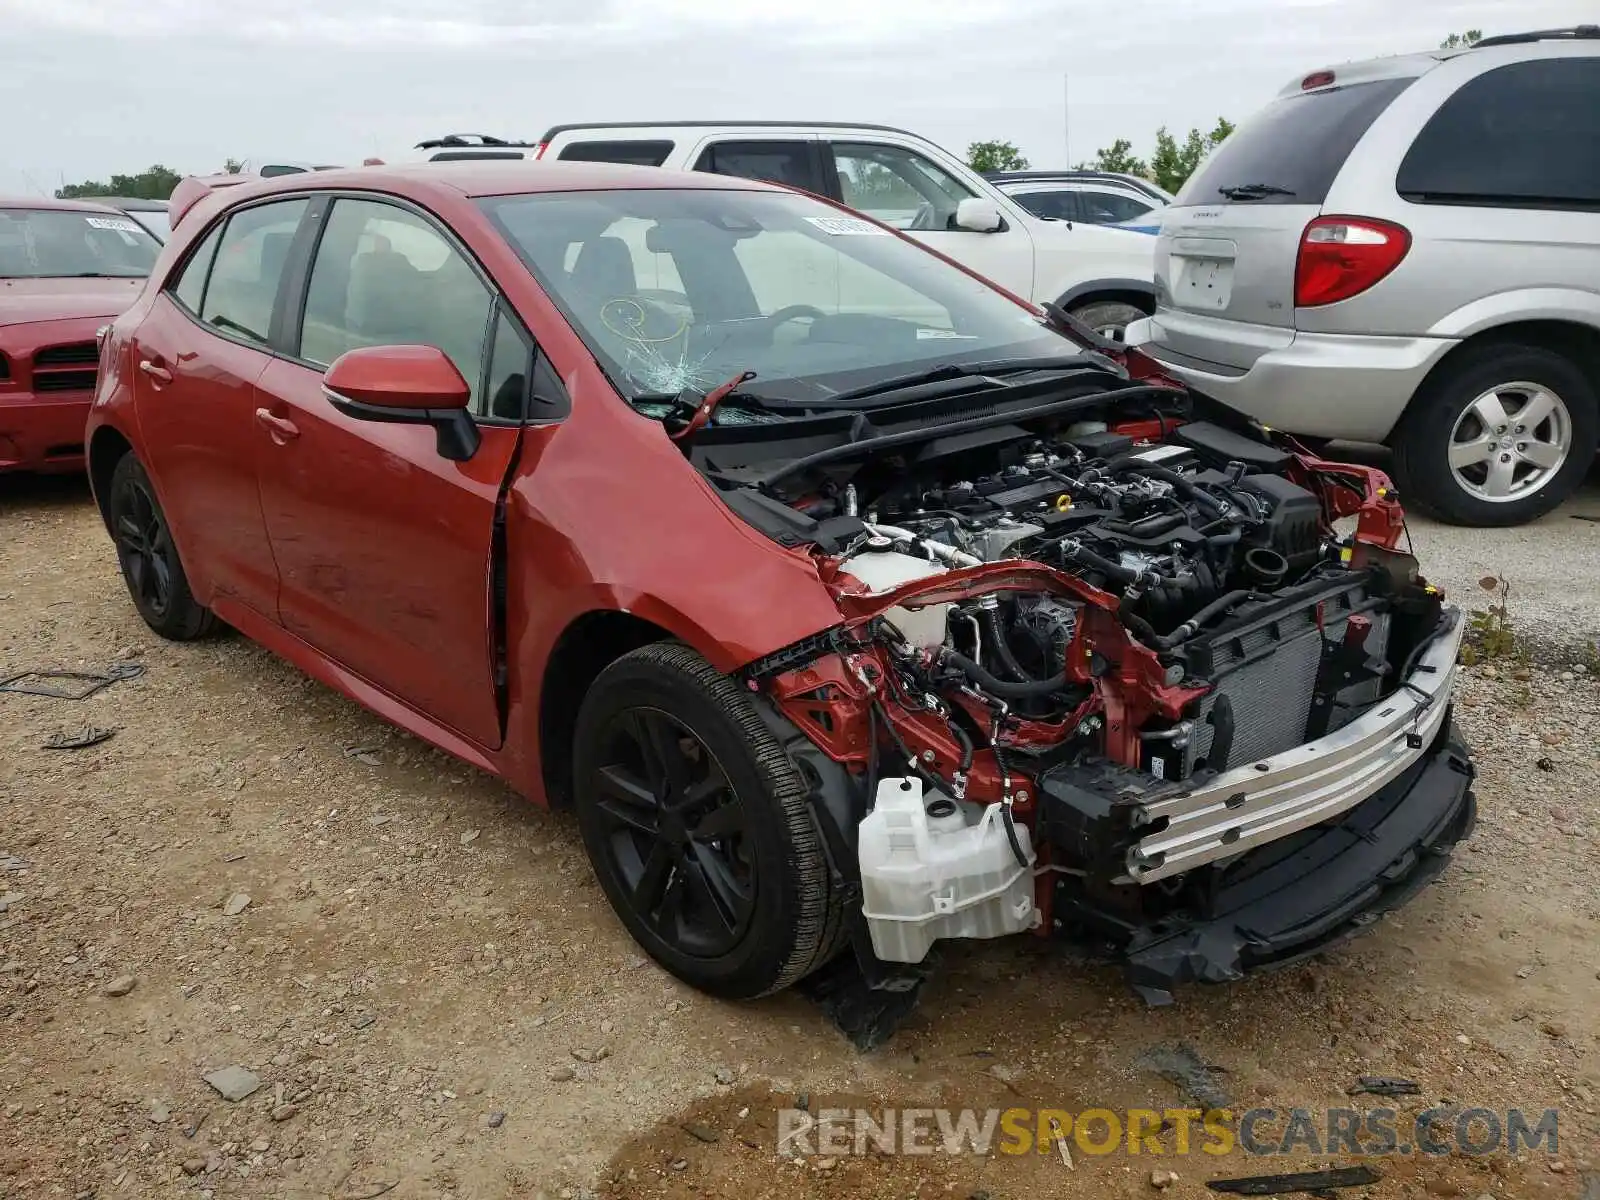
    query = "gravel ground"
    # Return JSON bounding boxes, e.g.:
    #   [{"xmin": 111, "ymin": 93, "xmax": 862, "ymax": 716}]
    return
[
  {"xmin": 1, "ymin": 475, "xmax": 1597, "ymax": 1200},
  {"xmin": 1335, "ymin": 453, "xmax": 1600, "ymax": 664}
]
